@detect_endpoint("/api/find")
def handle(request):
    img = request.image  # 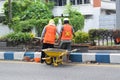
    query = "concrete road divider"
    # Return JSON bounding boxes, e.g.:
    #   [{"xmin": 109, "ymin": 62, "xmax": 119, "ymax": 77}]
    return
[
  {"xmin": 70, "ymin": 52, "xmax": 120, "ymax": 64},
  {"xmin": 0, "ymin": 52, "xmax": 41, "ymax": 61},
  {"xmin": 0, "ymin": 52, "xmax": 120, "ymax": 64}
]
